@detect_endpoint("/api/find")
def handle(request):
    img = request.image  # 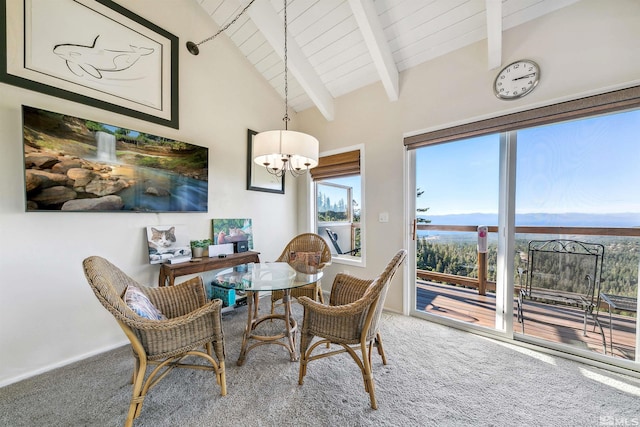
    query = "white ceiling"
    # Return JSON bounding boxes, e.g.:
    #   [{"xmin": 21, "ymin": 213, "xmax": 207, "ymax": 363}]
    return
[{"xmin": 195, "ymin": 0, "xmax": 581, "ymax": 121}]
